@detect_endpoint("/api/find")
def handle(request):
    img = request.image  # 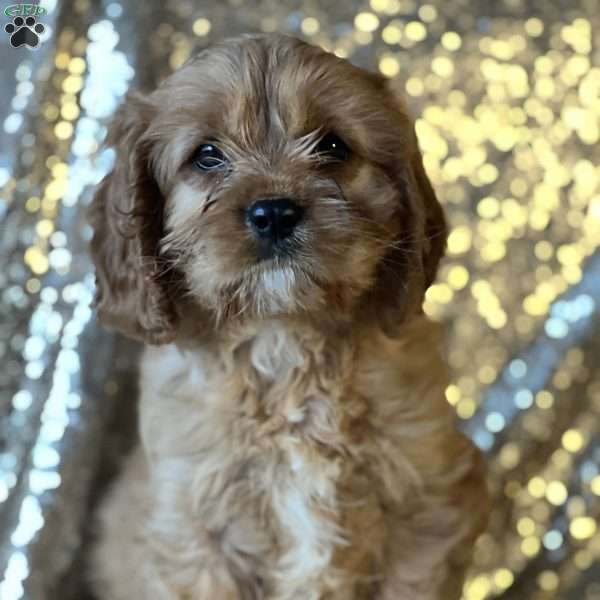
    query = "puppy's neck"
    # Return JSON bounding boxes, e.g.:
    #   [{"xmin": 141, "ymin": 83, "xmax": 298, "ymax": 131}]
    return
[
  {"xmin": 147, "ymin": 318, "xmax": 359, "ymax": 436},
  {"xmin": 221, "ymin": 318, "xmax": 356, "ymax": 388}
]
